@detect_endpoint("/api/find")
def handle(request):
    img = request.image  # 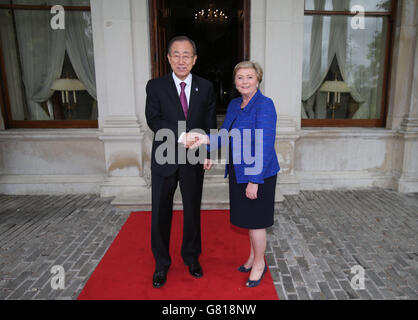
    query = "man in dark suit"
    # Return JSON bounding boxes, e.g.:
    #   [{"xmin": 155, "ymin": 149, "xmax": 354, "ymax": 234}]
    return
[{"xmin": 145, "ymin": 36, "xmax": 217, "ymax": 288}]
